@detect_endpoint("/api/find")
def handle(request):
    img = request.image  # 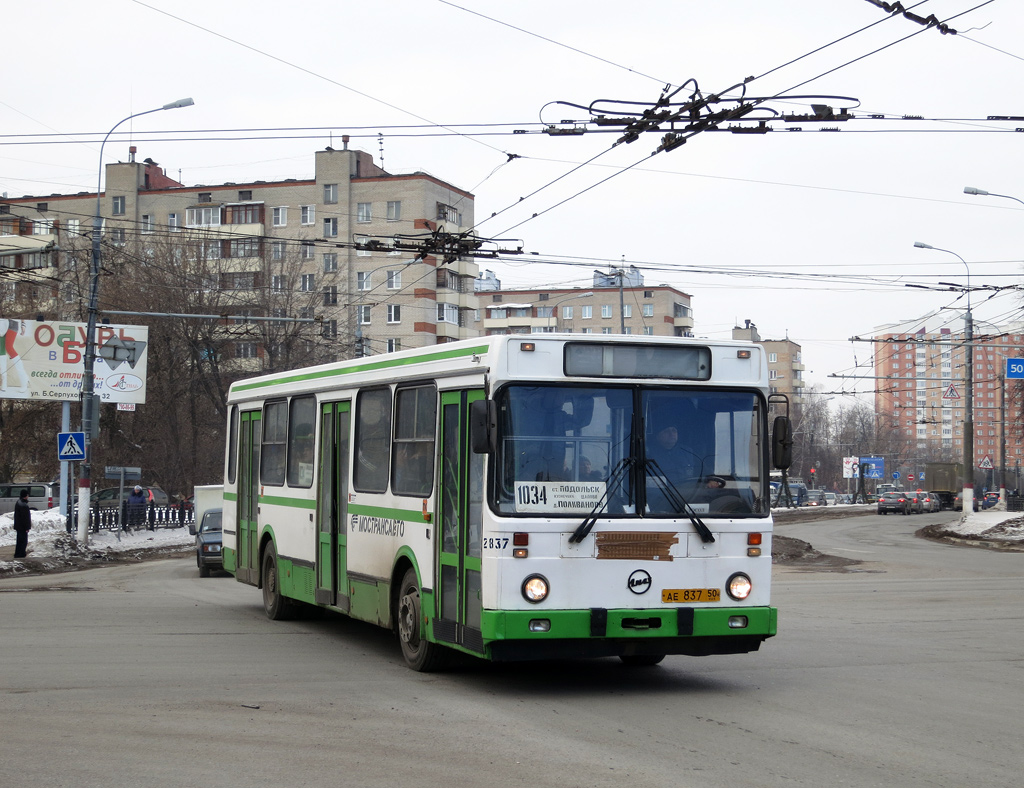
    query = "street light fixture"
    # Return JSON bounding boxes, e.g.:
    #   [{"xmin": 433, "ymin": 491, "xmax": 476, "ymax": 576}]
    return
[
  {"xmin": 963, "ymin": 186, "xmax": 1024, "ymax": 206},
  {"xmin": 913, "ymin": 241, "xmax": 974, "ymax": 514},
  {"xmin": 77, "ymin": 98, "xmax": 195, "ymax": 544}
]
